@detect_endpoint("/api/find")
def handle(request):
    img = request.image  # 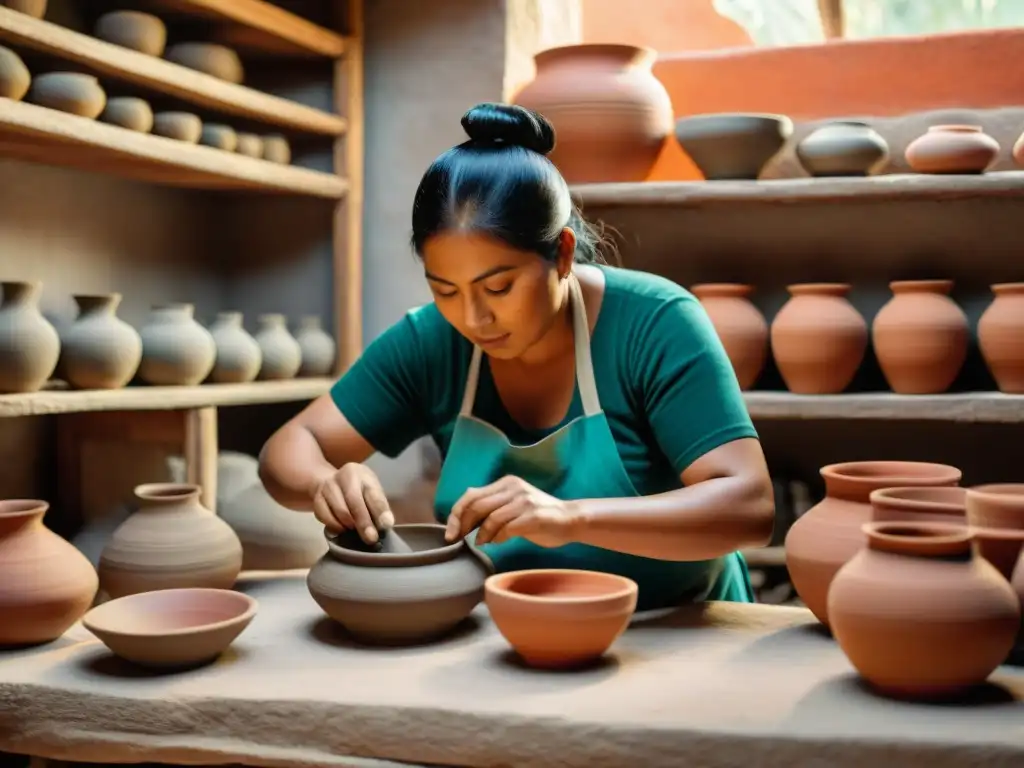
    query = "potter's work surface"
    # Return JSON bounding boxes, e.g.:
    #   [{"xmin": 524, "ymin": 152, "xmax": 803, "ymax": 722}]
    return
[{"xmin": 1, "ymin": 573, "xmax": 1022, "ymax": 768}]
